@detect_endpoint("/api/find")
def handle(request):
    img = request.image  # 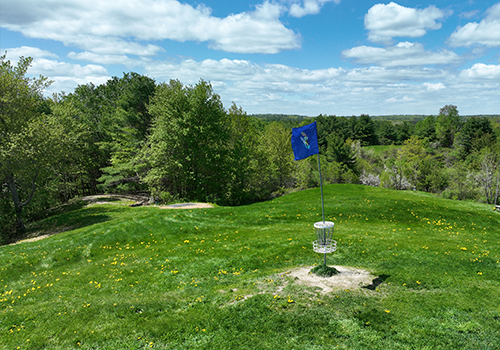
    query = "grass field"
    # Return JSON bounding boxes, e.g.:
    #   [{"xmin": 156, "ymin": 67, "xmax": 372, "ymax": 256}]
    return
[
  {"xmin": 363, "ymin": 145, "xmax": 400, "ymax": 154},
  {"xmin": 1, "ymin": 184, "xmax": 500, "ymax": 349}
]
